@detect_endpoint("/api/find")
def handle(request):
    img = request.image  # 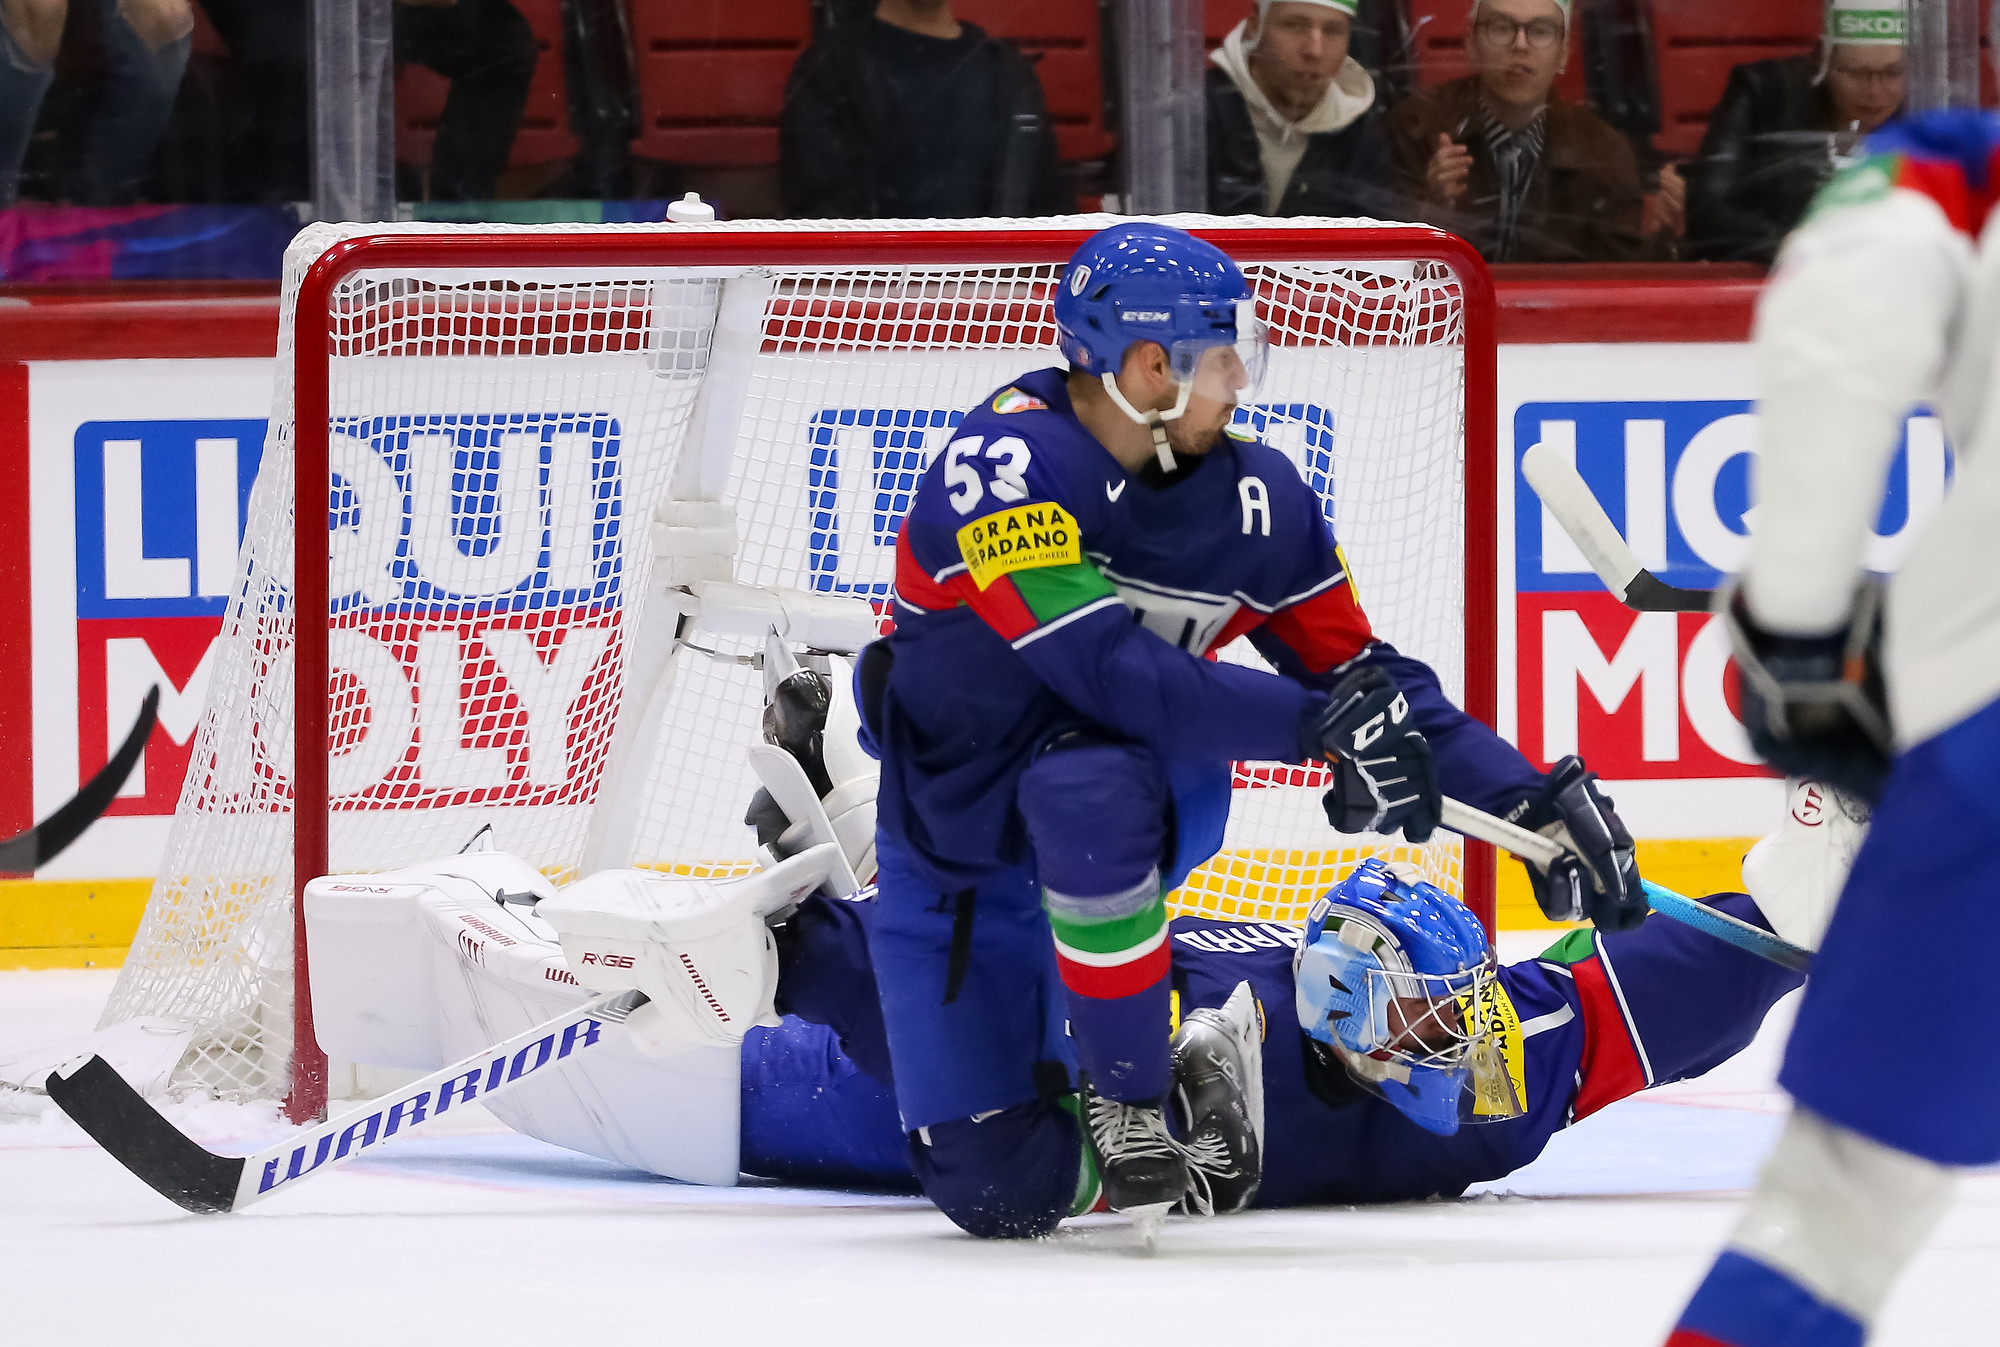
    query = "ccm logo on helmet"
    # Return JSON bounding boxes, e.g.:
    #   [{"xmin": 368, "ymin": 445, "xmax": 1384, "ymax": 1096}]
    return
[
  {"xmin": 1119, "ymin": 310, "xmax": 1170, "ymax": 323},
  {"xmin": 579, "ymin": 951, "xmax": 635, "ymax": 969}
]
